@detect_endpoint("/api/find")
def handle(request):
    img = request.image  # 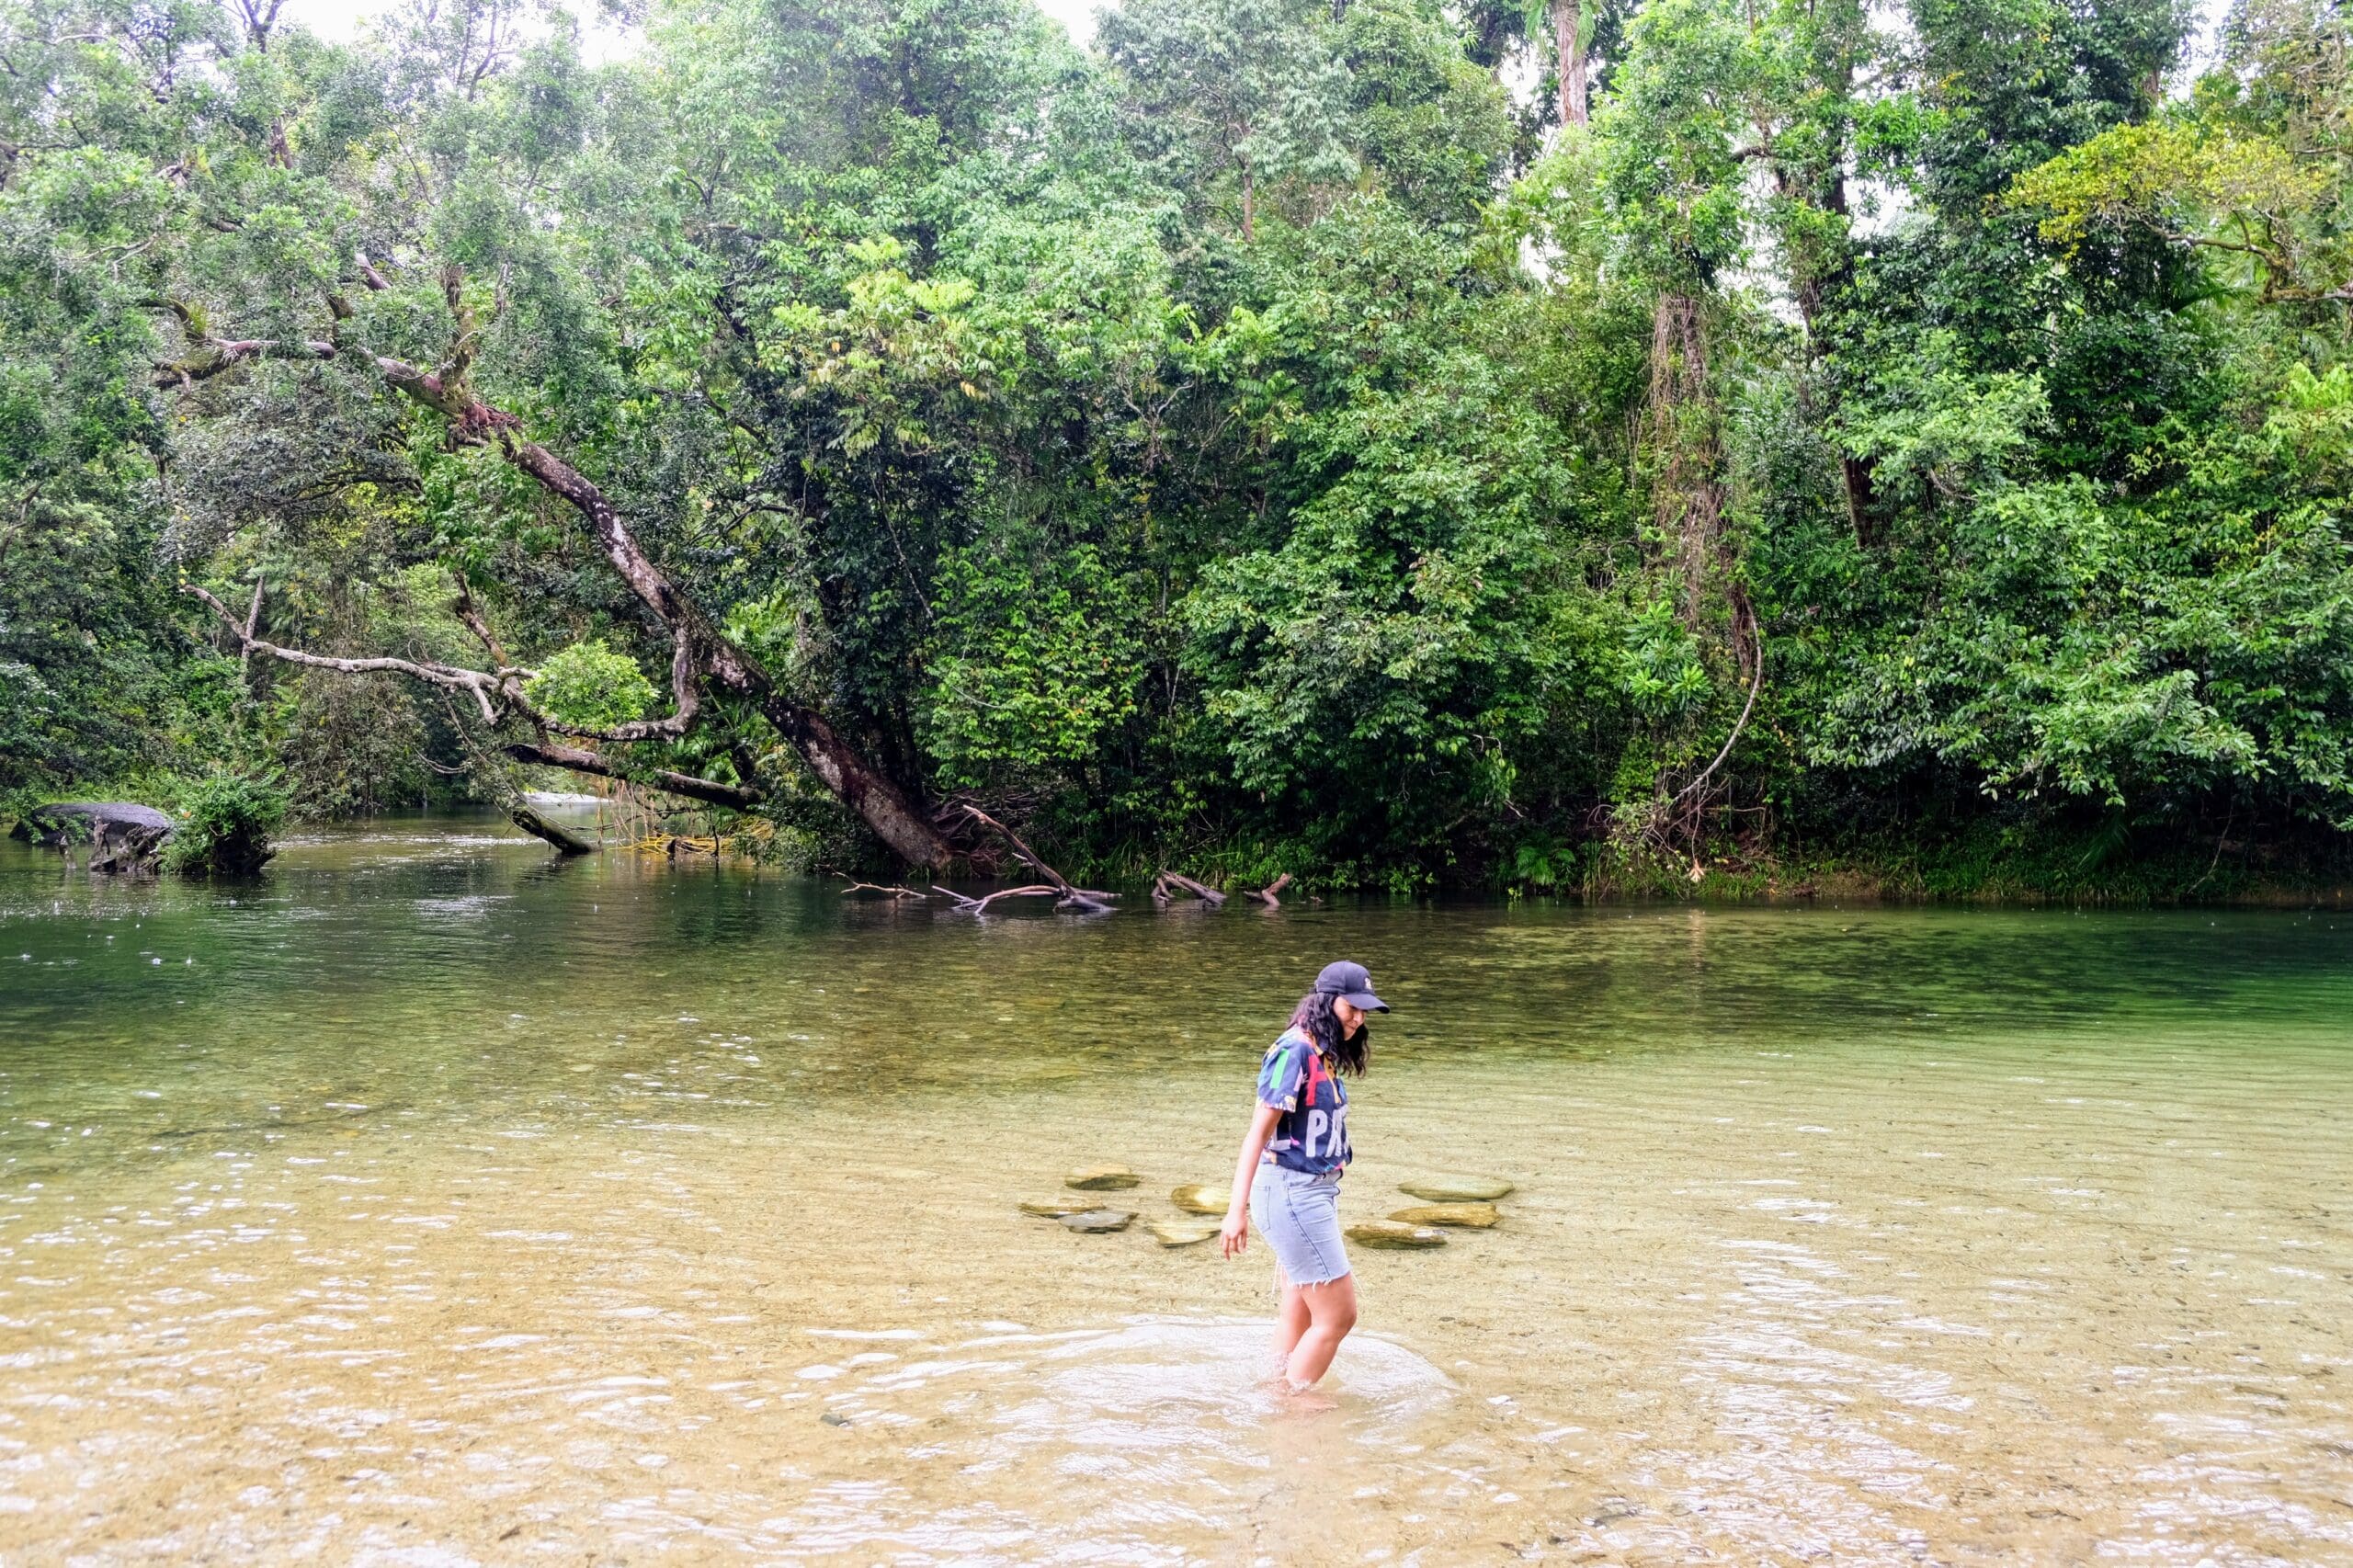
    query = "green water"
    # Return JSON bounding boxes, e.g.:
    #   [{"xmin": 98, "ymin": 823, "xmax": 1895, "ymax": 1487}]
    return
[{"xmin": 2, "ymin": 815, "xmax": 2350, "ymax": 1564}]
